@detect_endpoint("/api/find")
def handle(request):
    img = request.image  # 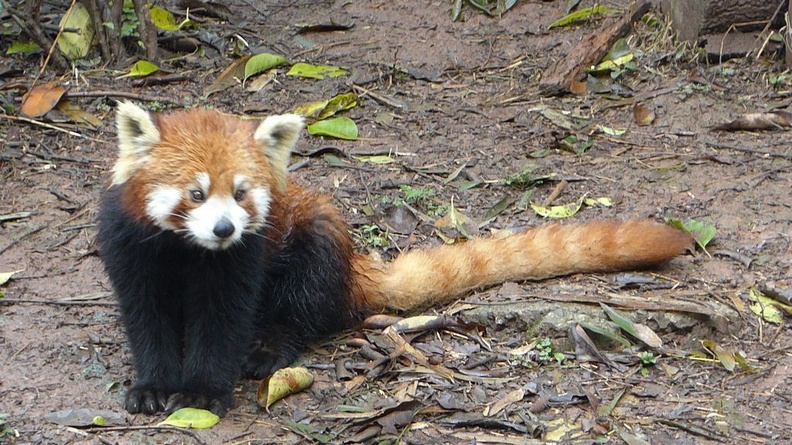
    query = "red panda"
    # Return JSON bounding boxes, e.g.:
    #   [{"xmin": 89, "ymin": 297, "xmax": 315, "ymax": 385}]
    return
[{"xmin": 97, "ymin": 102, "xmax": 691, "ymax": 416}]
